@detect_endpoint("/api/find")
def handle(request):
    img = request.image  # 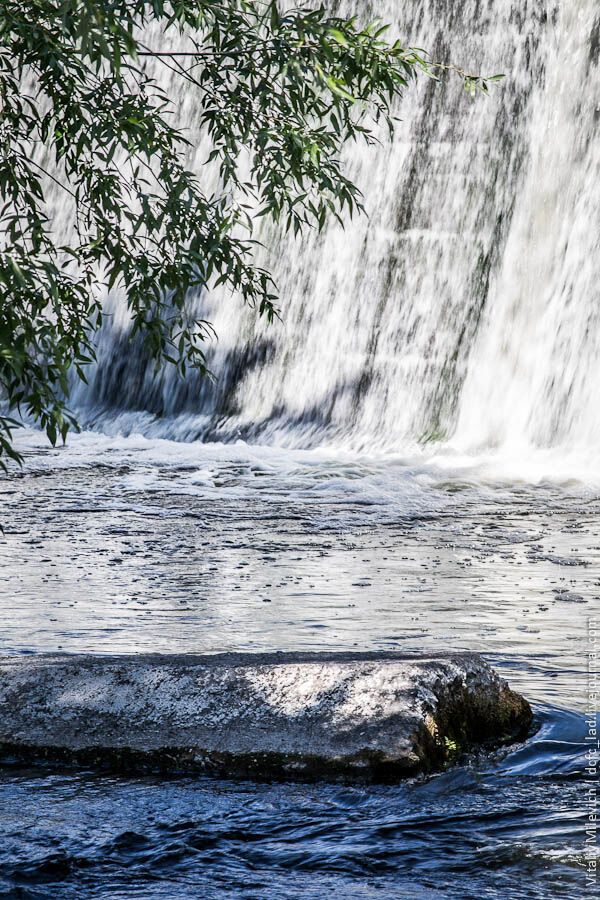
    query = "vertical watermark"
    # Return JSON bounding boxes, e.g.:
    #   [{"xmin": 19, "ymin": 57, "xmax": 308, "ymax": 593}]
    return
[{"xmin": 586, "ymin": 617, "xmax": 599, "ymax": 889}]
